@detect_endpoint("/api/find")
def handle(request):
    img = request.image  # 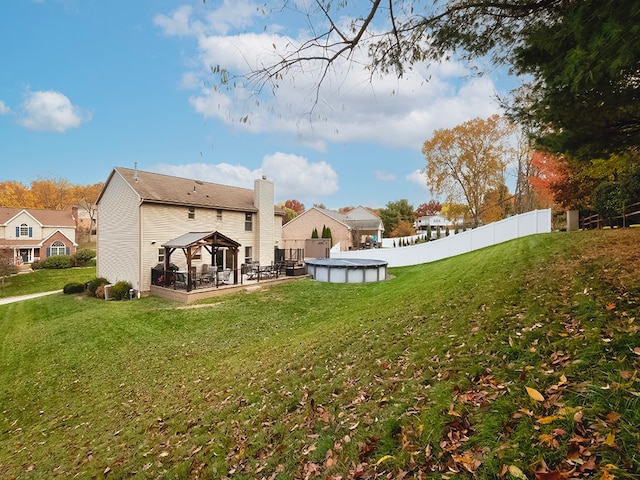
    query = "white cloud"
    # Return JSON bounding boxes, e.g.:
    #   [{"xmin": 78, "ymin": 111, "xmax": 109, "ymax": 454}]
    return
[
  {"xmin": 154, "ymin": 1, "xmax": 257, "ymax": 37},
  {"xmin": 0, "ymin": 100, "xmax": 10, "ymax": 115},
  {"xmin": 262, "ymin": 152, "xmax": 338, "ymax": 199},
  {"xmin": 153, "ymin": 5, "xmax": 202, "ymax": 37},
  {"xmin": 149, "ymin": 152, "xmax": 338, "ymax": 203},
  {"xmin": 406, "ymin": 170, "xmax": 429, "ymax": 191},
  {"xmin": 375, "ymin": 170, "xmax": 396, "ymax": 181},
  {"xmin": 156, "ymin": 4, "xmax": 506, "ymax": 155},
  {"xmin": 18, "ymin": 90, "xmax": 91, "ymax": 132}
]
